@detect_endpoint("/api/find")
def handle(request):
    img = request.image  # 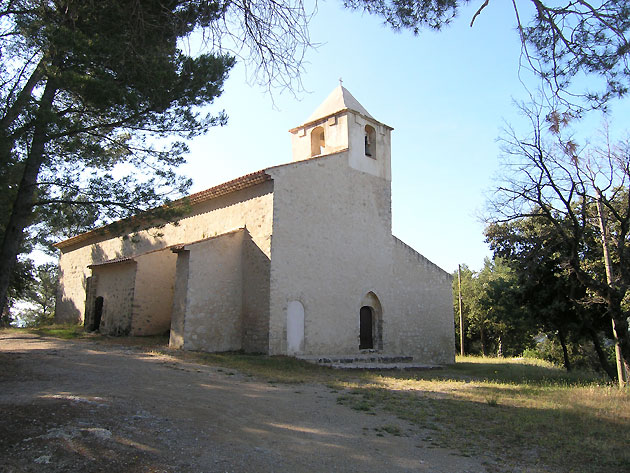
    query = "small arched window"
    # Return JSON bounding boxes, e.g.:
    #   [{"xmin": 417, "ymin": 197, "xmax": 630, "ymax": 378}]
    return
[
  {"xmin": 364, "ymin": 125, "xmax": 376, "ymax": 158},
  {"xmin": 311, "ymin": 126, "xmax": 325, "ymax": 157}
]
